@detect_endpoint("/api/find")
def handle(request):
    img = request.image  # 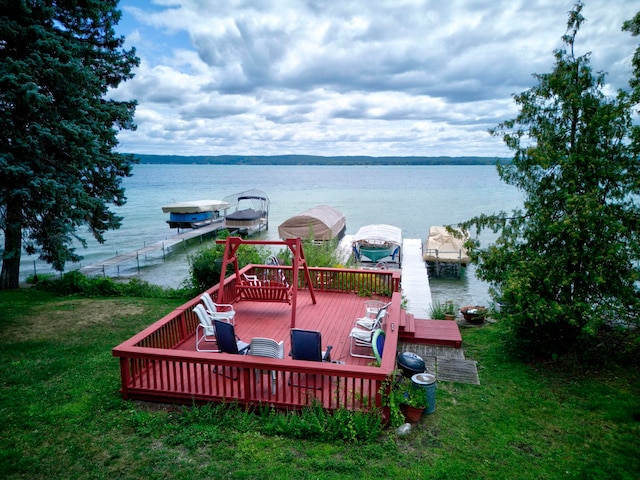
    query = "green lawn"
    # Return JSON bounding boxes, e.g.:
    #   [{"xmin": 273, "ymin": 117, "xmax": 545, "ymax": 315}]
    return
[{"xmin": 1, "ymin": 289, "xmax": 638, "ymax": 479}]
